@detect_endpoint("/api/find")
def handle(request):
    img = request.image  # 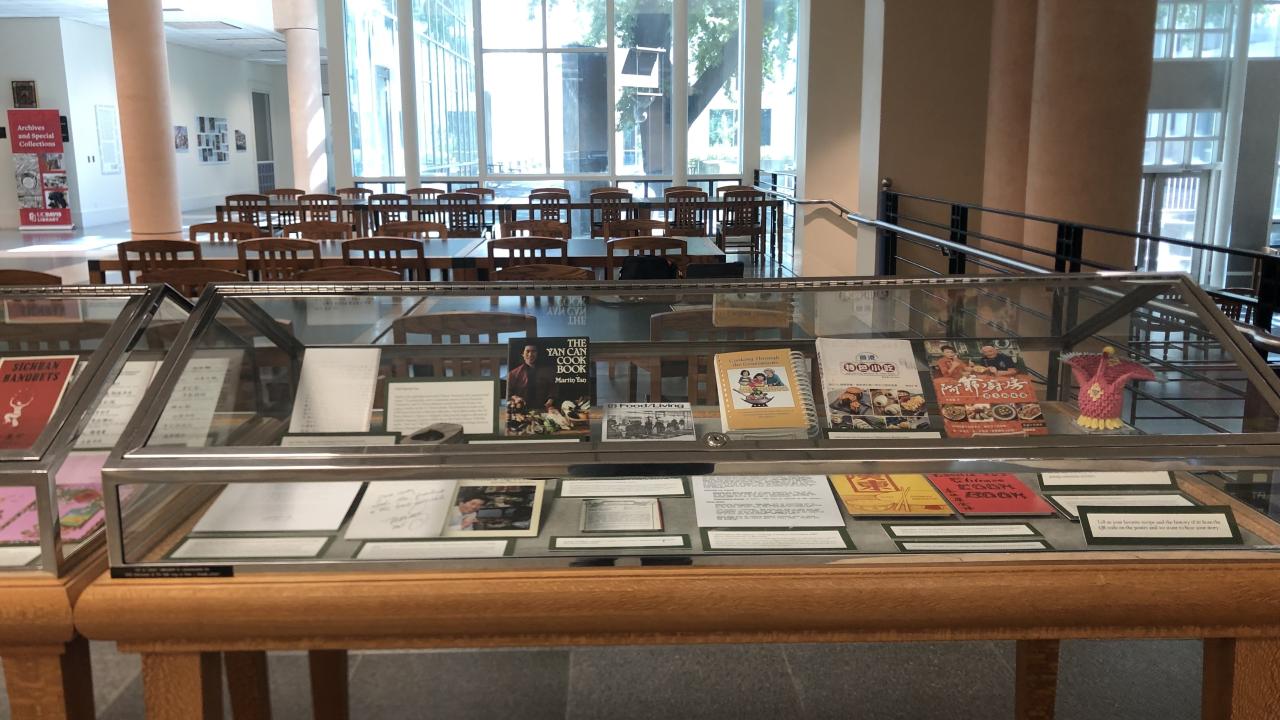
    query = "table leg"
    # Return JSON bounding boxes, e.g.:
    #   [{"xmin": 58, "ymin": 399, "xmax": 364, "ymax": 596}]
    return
[
  {"xmin": 1013, "ymin": 639, "xmax": 1059, "ymax": 720},
  {"xmin": 308, "ymin": 650, "xmax": 349, "ymax": 720},
  {"xmin": 60, "ymin": 635, "xmax": 95, "ymax": 720},
  {"xmin": 1203, "ymin": 637, "xmax": 1280, "ymax": 719},
  {"xmin": 3, "ymin": 648, "xmax": 72, "ymax": 720},
  {"xmin": 224, "ymin": 650, "xmax": 272, "ymax": 720},
  {"xmin": 141, "ymin": 651, "xmax": 223, "ymax": 720}
]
